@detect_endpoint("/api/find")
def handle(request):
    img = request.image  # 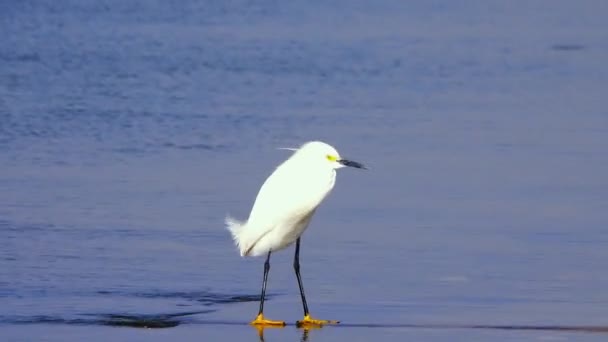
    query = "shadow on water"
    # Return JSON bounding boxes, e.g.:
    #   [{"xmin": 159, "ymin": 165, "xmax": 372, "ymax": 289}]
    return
[
  {"xmin": 95, "ymin": 311, "xmax": 211, "ymax": 328},
  {"xmin": 1, "ymin": 310, "xmax": 213, "ymax": 329},
  {"xmin": 1, "ymin": 290, "xmax": 264, "ymax": 328},
  {"xmin": 0, "ymin": 310, "xmax": 215, "ymax": 329},
  {"xmin": 97, "ymin": 289, "xmax": 266, "ymax": 306},
  {"xmin": 89, "ymin": 289, "xmax": 269, "ymax": 327}
]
